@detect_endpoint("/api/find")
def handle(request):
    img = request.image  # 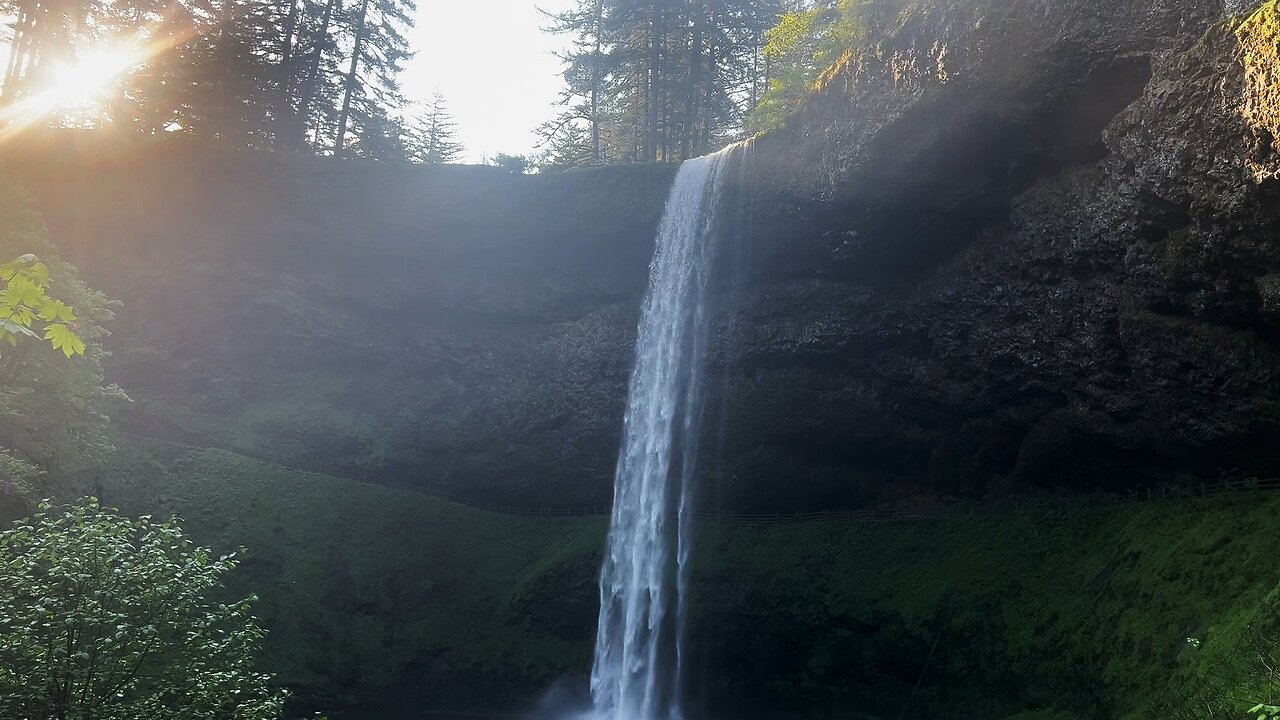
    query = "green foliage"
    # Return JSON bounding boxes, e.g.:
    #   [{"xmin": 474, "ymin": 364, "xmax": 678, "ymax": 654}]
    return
[
  {"xmin": 406, "ymin": 91, "xmax": 465, "ymax": 164},
  {"xmin": 690, "ymin": 495, "xmax": 1280, "ymax": 719},
  {"xmin": 0, "ymin": 450, "xmax": 42, "ymax": 509},
  {"xmin": 491, "ymin": 153, "xmax": 531, "ymax": 174},
  {"xmin": 98, "ymin": 433, "xmax": 1280, "ymax": 719},
  {"xmin": 101, "ymin": 440, "xmax": 606, "ymax": 715},
  {"xmin": 0, "ymin": 254, "xmax": 85, "ymax": 360},
  {"xmin": 0, "ymin": 167, "xmax": 125, "ymax": 509},
  {"xmin": 747, "ymin": 0, "xmax": 895, "ymax": 132},
  {"xmin": 0, "ymin": 499, "xmax": 286, "ymax": 720}
]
